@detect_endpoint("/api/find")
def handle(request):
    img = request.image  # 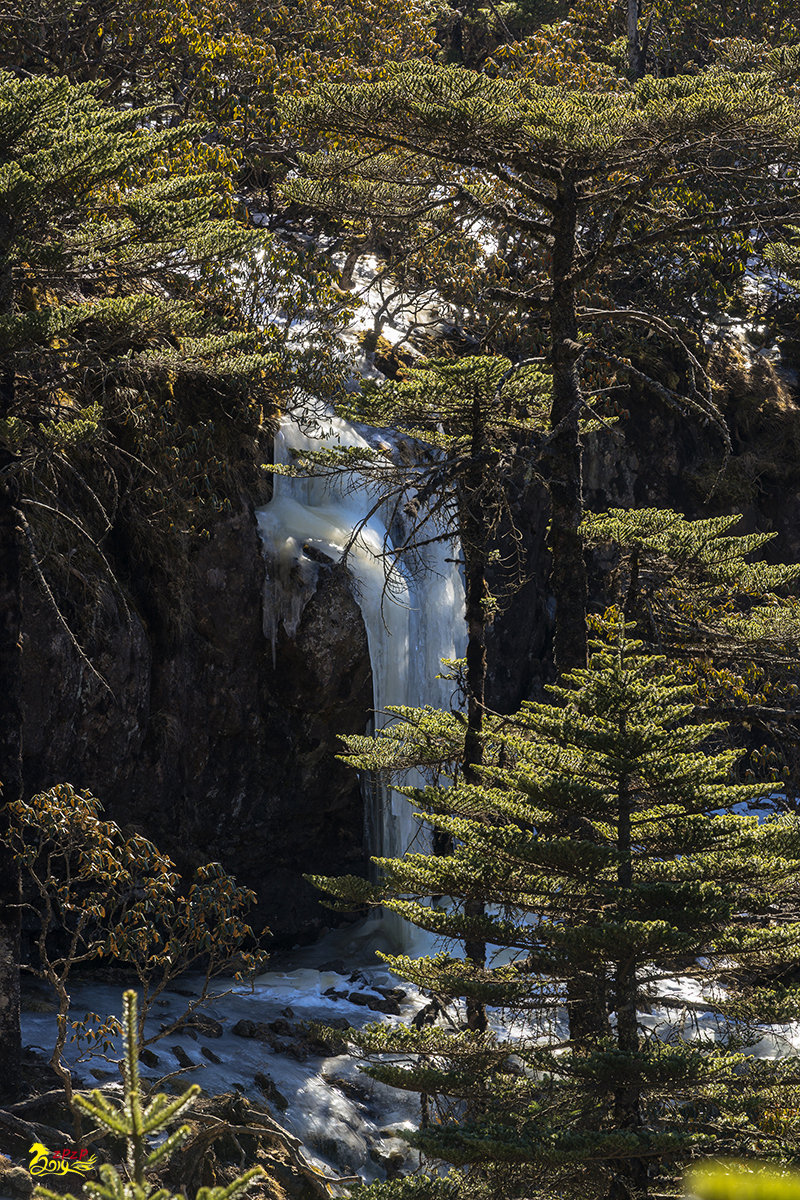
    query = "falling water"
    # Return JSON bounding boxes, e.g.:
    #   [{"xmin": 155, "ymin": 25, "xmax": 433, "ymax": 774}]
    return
[{"xmin": 256, "ymin": 408, "xmax": 465, "ymax": 882}]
